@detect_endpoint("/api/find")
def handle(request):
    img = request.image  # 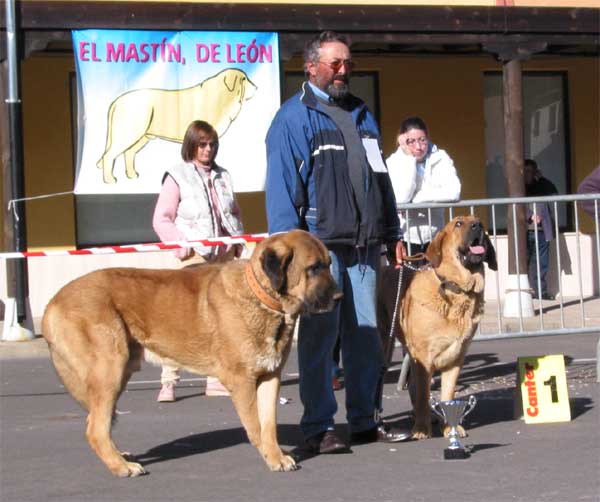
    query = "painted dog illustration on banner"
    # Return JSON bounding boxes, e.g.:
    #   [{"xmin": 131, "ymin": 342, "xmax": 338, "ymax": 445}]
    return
[{"xmin": 96, "ymin": 68, "xmax": 257, "ymax": 184}]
